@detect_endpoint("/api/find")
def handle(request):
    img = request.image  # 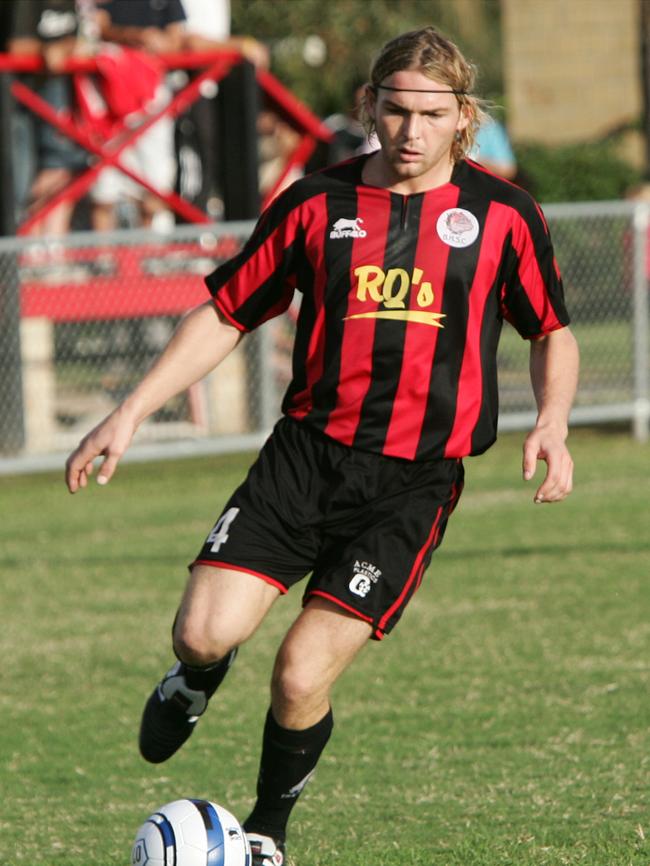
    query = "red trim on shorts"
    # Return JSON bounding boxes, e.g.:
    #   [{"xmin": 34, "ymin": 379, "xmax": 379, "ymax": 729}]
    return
[
  {"xmin": 305, "ymin": 589, "xmax": 381, "ymax": 630},
  {"xmin": 376, "ymin": 505, "xmax": 444, "ymax": 635},
  {"xmin": 305, "ymin": 590, "xmax": 387, "ymax": 641},
  {"xmin": 192, "ymin": 559, "xmax": 289, "ymax": 594},
  {"xmin": 413, "ymin": 561, "xmax": 427, "ymax": 595}
]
